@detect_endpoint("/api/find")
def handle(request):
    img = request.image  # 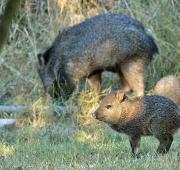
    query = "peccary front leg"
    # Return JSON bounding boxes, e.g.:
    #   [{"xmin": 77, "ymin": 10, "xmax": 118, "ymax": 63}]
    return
[
  {"xmin": 87, "ymin": 72, "xmax": 102, "ymax": 92},
  {"xmin": 129, "ymin": 135, "xmax": 141, "ymax": 157},
  {"xmin": 156, "ymin": 135, "xmax": 173, "ymax": 154},
  {"xmin": 120, "ymin": 59, "xmax": 146, "ymax": 96}
]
